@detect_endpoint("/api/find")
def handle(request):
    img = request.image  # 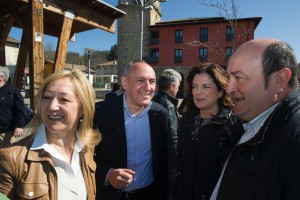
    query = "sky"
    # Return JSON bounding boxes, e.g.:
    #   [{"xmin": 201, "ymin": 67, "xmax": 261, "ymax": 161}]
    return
[{"xmin": 9, "ymin": 0, "xmax": 300, "ymax": 62}]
